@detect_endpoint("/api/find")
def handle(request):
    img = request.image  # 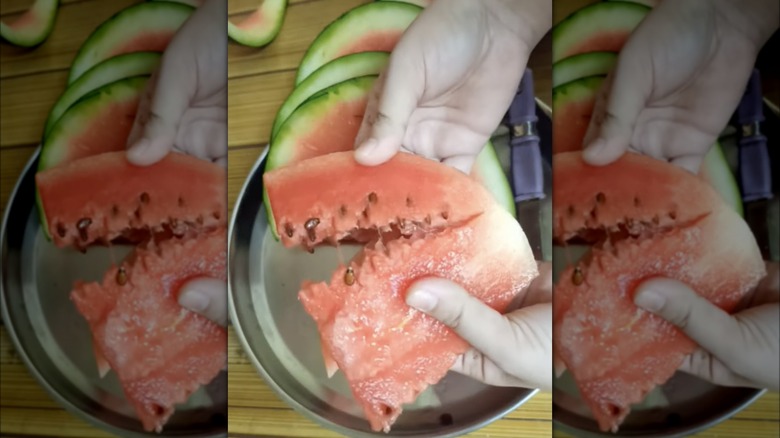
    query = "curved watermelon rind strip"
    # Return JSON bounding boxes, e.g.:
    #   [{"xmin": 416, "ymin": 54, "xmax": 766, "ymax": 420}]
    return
[
  {"xmin": 294, "ymin": 1, "xmax": 422, "ymax": 85},
  {"xmin": 43, "ymin": 51, "xmax": 162, "ymax": 139},
  {"xmin": 67, "ymin": 1, "xmax": 194, "ymax": 85},
  {"xmin": 0, "ymin": 0, "xmax": 59, "ymax": 48},
  {"xmin": 271, "ymin": 51, "xmax": 391, "ymax": 141},
  {"xmin": 36, "ymin": 75, "xmax": 151, "ymax": 240},
  {"xmin": 473, "ymin": 141, "xmax": 517, "ymax": 218},
  {"xmin": 552, "ymin": 1, "xmax": 649, "ymax": 63},
  {"xmin": 227, "ymin": 0, "xmax": 288, "ymax": 48},
  {"xmin": 552, "ymin": 51, "xmax": 617, "ymax": 88}
]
